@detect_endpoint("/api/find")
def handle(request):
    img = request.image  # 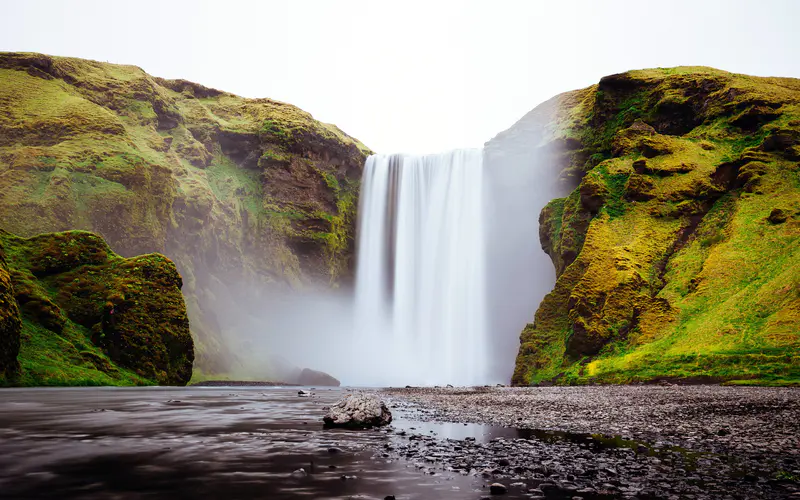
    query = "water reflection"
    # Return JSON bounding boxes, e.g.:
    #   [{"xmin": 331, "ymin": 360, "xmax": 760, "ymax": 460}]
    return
[{"xmin": 0, "ymin": 387, "xmax": 509, "ymax": 499}]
